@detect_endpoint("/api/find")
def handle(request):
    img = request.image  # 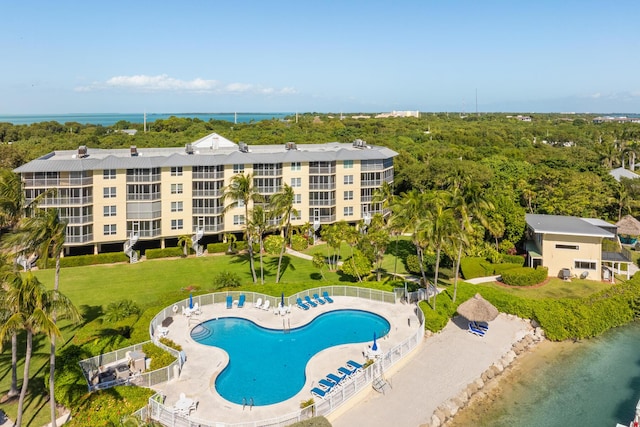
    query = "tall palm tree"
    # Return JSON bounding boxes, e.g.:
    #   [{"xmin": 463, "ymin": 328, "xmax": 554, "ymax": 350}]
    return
[
  {"xmin": 223, "ymin": 173, "xmax": 263, "ymax": 283},
  {"xmin": 373, "ymin": 181, "xmax": 402, "ymax": 276},
  {"xmin": 394, "ymin": 189, "xmax": 430, "ymax": 287},
  {"xmin": 0, "ymin": 253, "xmax": 20, "ymax": 398},
  {"xmin": 270, "ymin": 184, "xmax": 298, "ymax": 283},
  {"xmin": 250, "ymin": 206, "xmax": 270, "ymax": 284},
  {"xmin": 0, "ymin": 271, "xmax": 80, "ymax": 427},
  {"xmin": 11, "ymin": 208, "xmax": 67, "ymax": 427},
  {"xmin": 0, "ymin": 169, "xmax": 24, "ymax": 230}
]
